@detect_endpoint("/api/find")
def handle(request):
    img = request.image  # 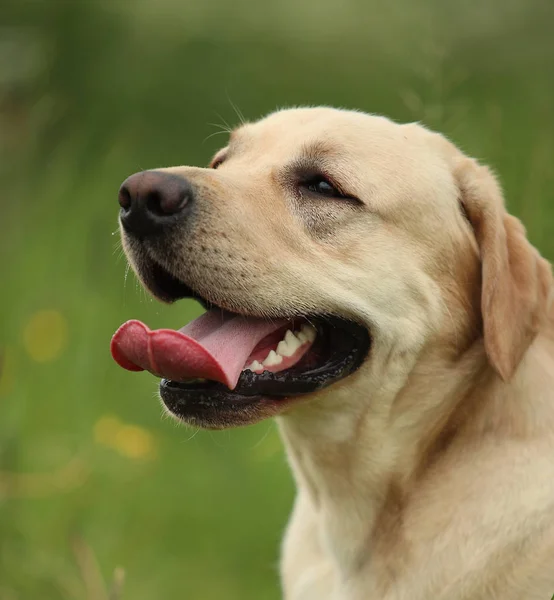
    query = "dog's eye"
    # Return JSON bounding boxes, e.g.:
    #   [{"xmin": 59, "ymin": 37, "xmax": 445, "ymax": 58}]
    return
[
  {"xmin": 210, "ymin": 151, "xmax": 227, "ymax": 169},
  {"xmin": 293, "ymin": 166, "xmax": 361, "ymax": 204},
  {"xmin": 302, "ymin": 176, "xmax": 343, "ymax": 198}
]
